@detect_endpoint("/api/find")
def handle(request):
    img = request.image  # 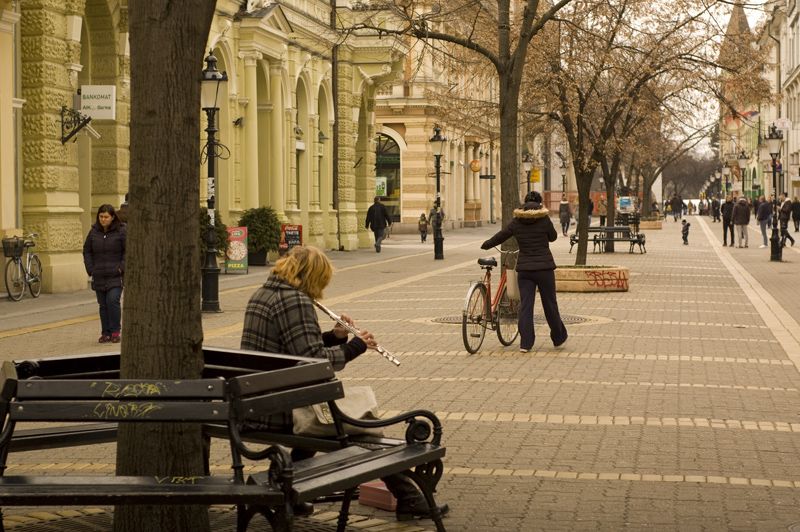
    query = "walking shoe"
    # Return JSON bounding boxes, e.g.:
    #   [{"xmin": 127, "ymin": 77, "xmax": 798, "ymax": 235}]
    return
[
  {"xmin": 110, "ymin": 332, "xmax": 121, "ymax": 343},
  {"xmin": 98, "ymin": 335, "xmax": 111, "ymax": 344},
  {"xmin": 293, "ymin": 502, "xmax": 314, "ymax": 517},
  {"xmin": 760, "ymin": 245, "xmax": 767, "ymax": 248},
  {"xmin": 519, "ymin": 347, "xmax": 530, "ymax": 353},
  {"xmin": 723, "ymin": 243, "xmax": 727, "ymax": 247},
  {"xmin": 396, "ymin": 497, "xmax": 450, "ymax": 522}
]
